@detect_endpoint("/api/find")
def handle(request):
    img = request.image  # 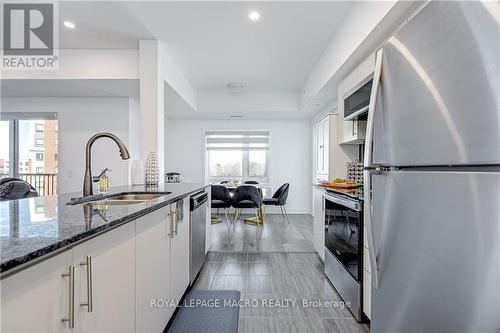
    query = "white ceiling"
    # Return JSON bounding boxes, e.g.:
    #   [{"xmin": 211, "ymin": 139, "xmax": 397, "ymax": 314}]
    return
[
  {"xmin": 58, "ymin": 1, "xmax": 353, "ymax": 93},
  {"xmin": 1, "ymin": 79, "xmax": 139, "ymax": 99}
]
